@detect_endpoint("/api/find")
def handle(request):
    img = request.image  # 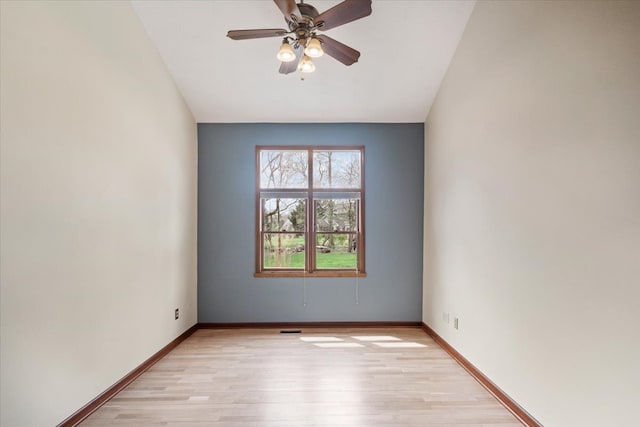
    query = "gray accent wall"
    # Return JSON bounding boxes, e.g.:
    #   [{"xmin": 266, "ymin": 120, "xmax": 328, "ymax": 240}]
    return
[{"xmin": 198, "ymin": 123, "xmax": 424, "ymax": 322}]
